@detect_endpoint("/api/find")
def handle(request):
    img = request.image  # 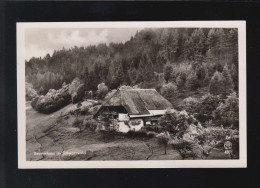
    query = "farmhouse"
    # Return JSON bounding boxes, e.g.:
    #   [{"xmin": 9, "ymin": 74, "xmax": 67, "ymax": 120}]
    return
[{"xmin": 94, "ymin": 88, "xmax": 173, "ymax": 133}]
